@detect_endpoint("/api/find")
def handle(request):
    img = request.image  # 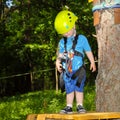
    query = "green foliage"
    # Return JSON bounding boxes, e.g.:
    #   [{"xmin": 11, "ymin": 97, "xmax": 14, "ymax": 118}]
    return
[
  {"xmin": 84, "ymin": 85, "xmax": 96, "ymax": 111},
  {"xmin": 0, "ymin": 86, "xmax": 95, "ymax": 120},
  {"xmin": 0, "ymin": 1, "xmax": 97, "ymax": 96}
]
